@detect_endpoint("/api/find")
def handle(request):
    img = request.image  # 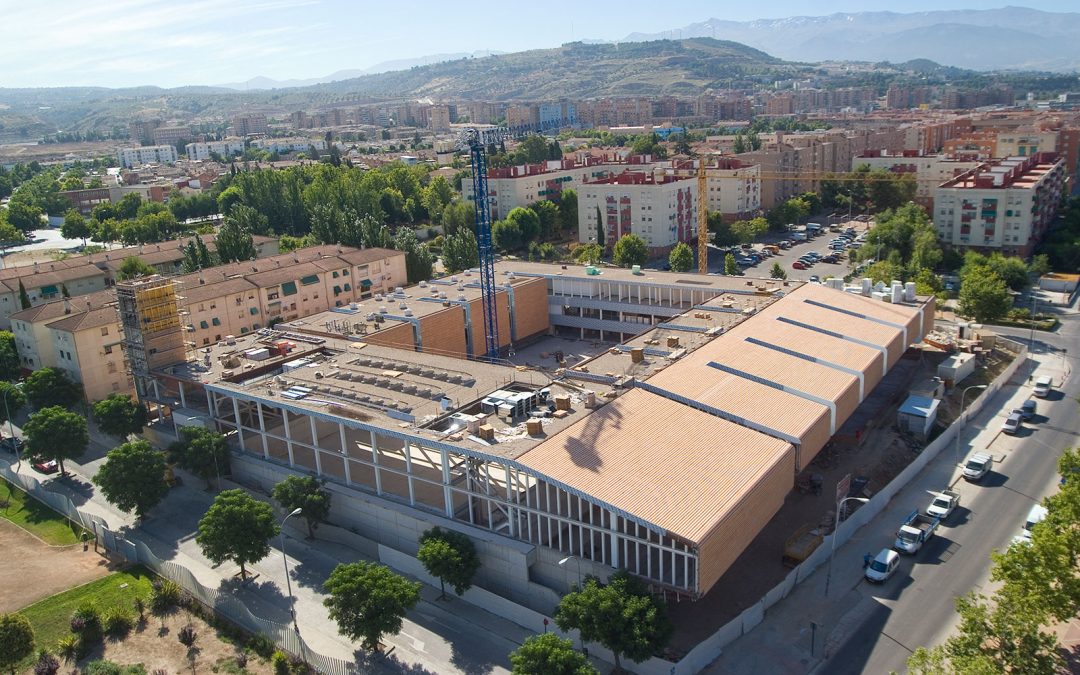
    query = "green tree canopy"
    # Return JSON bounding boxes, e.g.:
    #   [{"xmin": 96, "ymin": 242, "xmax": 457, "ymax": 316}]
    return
[
  {"xmin": 554, "ymin": 571, "xmax": 672, "ymax": 671},
  {"xmin": 0, "ymin": 381, "xmax": 25, "ymax": 430},
  {"xmin": 0, "ymin": 612, "xmax": 35, "ymax": 674},
  {"xmin": 505, "ymin": 207, "xmax": 541, "ymax": 244},
  {"xmin": 958, "ymin": 265, "xmax": 1012, "ymax": 323},
  {"xmin": 510, "ymin": 633, "xmax": 598, "ymax": 675},
  {"xmin": 196, "ymin": 489, "xmax": 279, "ymax": 579},
  {"xmin": 530, "ymin": 199, "xmax": 560, "ymax": 240},
  {"xmin": 23, "ymin": 367, "xmax": 83, "ymax": 410},
  {"xmin": 724, "ymin": 252, "xmax": 739, "ymax": 276},
  {"xmin": 215, "ymin": 209, "xmax": 258, "ymax": 263},
  {"xmin": 116, "ymin": 256, "xmax": 156, "ymax": 281},
  {"xmin": 180, "ymin": 235, "xmax": 215, "ymax": 273},
  {"xmin": 92, "ymin": 394, "xmax": 147, "ymax": 439},
  {"xmin": 492, "ymin": 218, "xmax": 522, "ymax": 252},
  {"xmin": 440, "ymin": 200, "xmax": 475, "ymax": 237},
  {"xmin": 558, "ymin": 189, "xmax": 578, "ymax": 234},
  {"xmin": 442, "ymin": 227, "xmax": 480, "ymax": 273},
  {"xmin": 62, "ymin": 209, "xmax": 91, "ymax": 244},
  {"xmin": 323, "ymin": 561, "xmax": 421, "ymax": 651},
  {"xmin": 23, "ymin": 405, "xmax": 88, "ymax": 475},
  {"xmin": 393, "ymin": 227, "xmax": 434, "ymax": 283},
  {"xmin": 572, "ymin": 243, "xmax": 603, "ymax": 265},
  {"xmin": 170, "ymin": 426, "xmax": 229, "ymax": 489},
  {"xmin": 5, "ymin": 200, "xmax": 43, "ymax": 233},
  {"xmin": 668, "ymin": 242, "xmax": 694, "ymax": 273},
  {"xmin": 770, "ymin": 262, "xmax": 787, "ymax": 280},
  {"xmin": 730, "ymin": 217, "xmax": 769, "ymax": 244},
  {"xmin": 417, "ymin": 526, "xmax": 481, "ymax": 599},
  {"xmin": 0, "ymin": 331, "xmax": 19, "ymax": 381},
  {"xmin": 272, "ymin": 475, "xmax": 332, "ymax": 539},
  {"xmin": 612, "ymin": 234, "xmax": 648, "ymax": 268},
  {"xmin": 93, "ymin": 440, "xmax": 169, "ymax": 519}
]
